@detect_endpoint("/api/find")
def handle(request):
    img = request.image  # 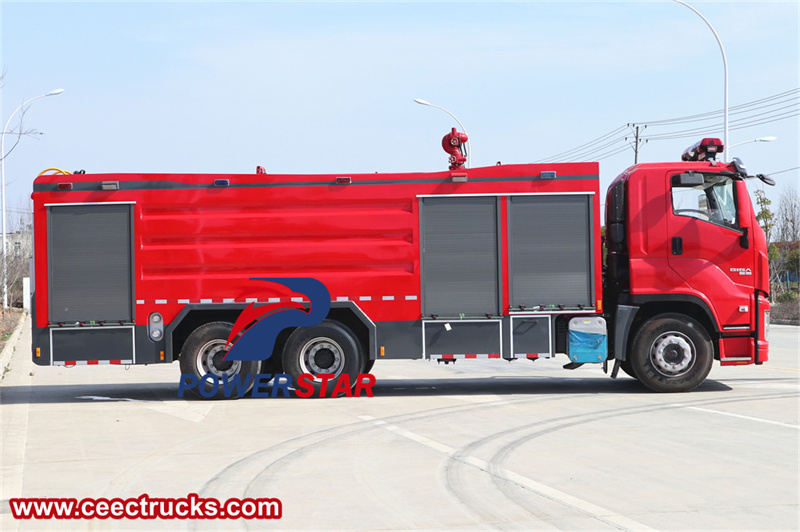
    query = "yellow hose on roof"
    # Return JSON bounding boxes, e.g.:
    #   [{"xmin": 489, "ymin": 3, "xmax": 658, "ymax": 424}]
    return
[{"xmin": 38, "ymin": 168, "xmax": 73, "ymax": 177}]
